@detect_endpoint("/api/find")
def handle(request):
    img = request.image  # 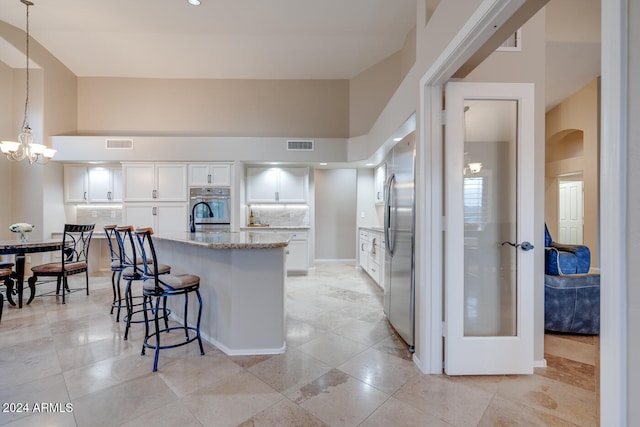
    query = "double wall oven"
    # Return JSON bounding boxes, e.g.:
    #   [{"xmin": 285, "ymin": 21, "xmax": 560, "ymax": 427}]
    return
[{"xmin": 189, "ymin": 187, "xmax": 231, "ymax": 231}]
